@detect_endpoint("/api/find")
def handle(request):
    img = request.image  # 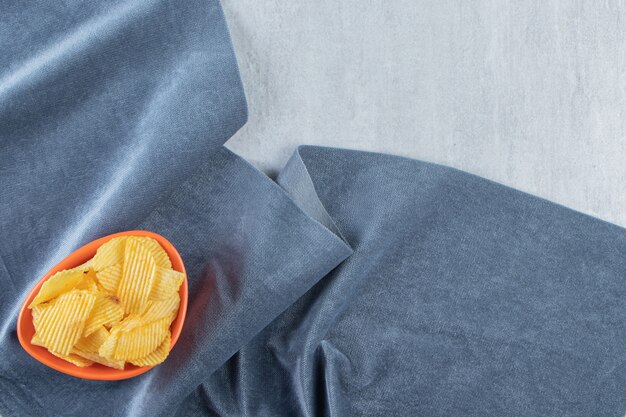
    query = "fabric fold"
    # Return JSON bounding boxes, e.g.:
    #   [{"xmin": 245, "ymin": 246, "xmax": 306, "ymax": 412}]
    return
[
  {"xmin": 0, "ymin": 147, "xmax": 352, "ymax": 417},
  {"xmin": 0, "ymin": 1, "xmax": 351, "ymax": 415},
  {"xmin": 3, "ymin": 1, "xmax": 626, "ymax": 416},
  {"xmin": 129, "ymin": 148, "xmax": 352, "ymax": 416},
  {"xmin": 277, "ymin": 147, "xmax": 347, "ymax": 243},
  {"xmin": 0, "ymin": 0, "xmax": 247, "ymax": 288},
  {"xmin": 194, "ymin": 145, "xmax": 626, "ymax": 417}
]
